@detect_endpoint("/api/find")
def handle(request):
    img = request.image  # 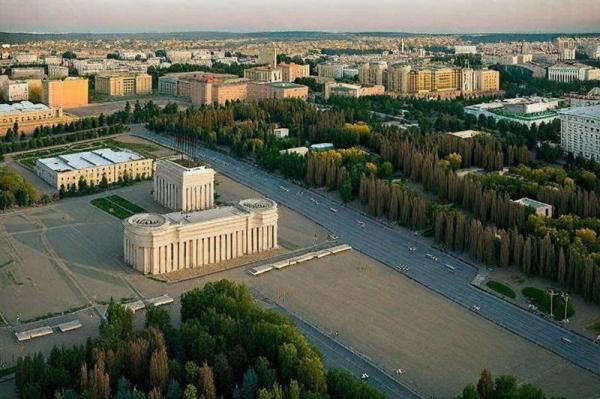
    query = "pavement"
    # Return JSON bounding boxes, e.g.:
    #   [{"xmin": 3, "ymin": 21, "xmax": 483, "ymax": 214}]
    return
[
  {"xmin": 133, "ymin": 128, "xmax": 600, "ymax": 377},
  {"xmin": 254, "ymin": 291, "xmax": 422, "ymax": 399}
]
